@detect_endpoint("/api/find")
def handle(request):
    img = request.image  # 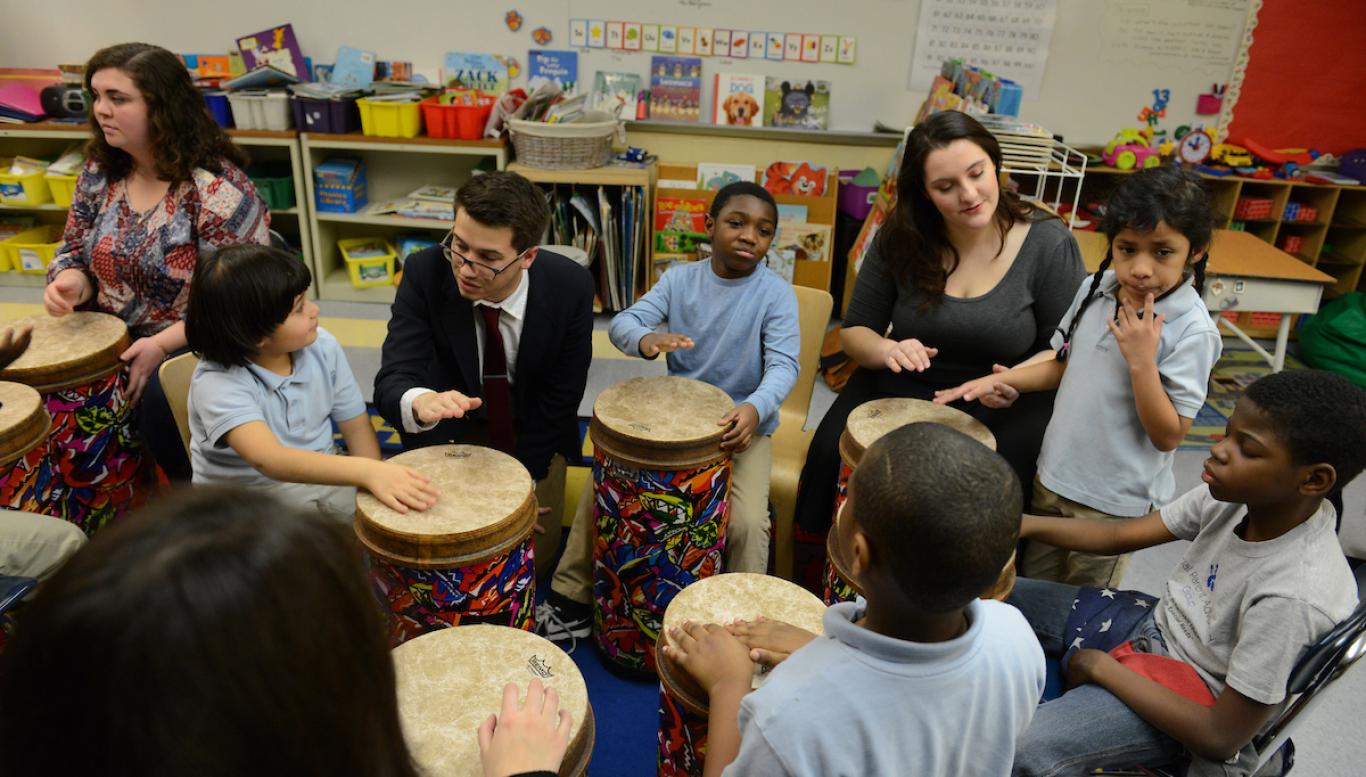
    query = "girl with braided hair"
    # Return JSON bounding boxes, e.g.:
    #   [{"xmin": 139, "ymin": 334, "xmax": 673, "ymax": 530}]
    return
[{"xmin": 936, "ymin": 166, "xmax": 1222, "ymax": 587}]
